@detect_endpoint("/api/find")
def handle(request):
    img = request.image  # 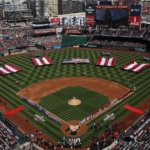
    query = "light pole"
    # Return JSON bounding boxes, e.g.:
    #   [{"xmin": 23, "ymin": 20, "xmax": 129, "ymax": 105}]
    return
[
  {"xmin": 12, "ymin": 0, "xmax": 16, "ymax": 26},
  {"xmin": 2, "ymin": 0, "xmax": 5, "ymax": 20},
  {"xmin": 38, "ymin": 0, "xmax": 45, "ymax": 20}
]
